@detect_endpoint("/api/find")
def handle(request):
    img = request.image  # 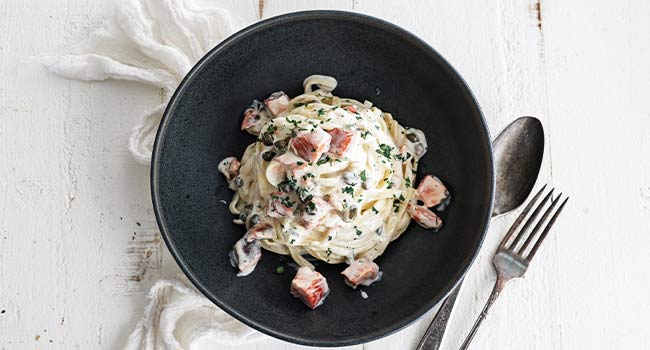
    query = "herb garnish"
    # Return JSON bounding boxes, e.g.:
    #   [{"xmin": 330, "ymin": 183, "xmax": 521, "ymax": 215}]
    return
[
  {"xmin": 305, "ymin": 201, "xmax": 317, "ymax": 215},
  {"xmin": 316, "ymin": 155, "xmax": 331, "ymax": 166},
  {"xmin": 281, "ymin": 196, "xmax": 295, "ymax": 208},
  {"xmin": 376, "ymin": 144, "xmax": 393, "ymax": 159}
]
